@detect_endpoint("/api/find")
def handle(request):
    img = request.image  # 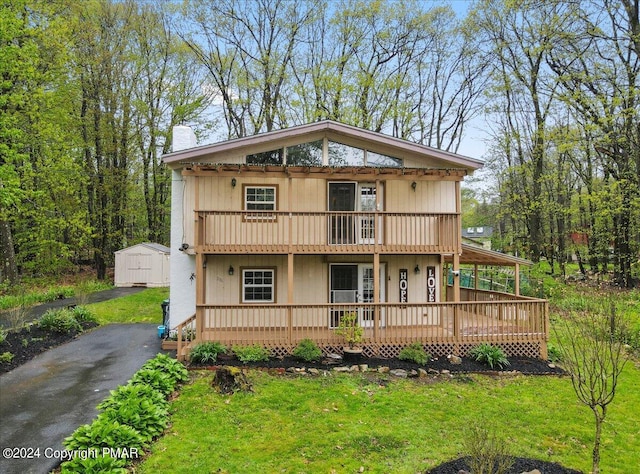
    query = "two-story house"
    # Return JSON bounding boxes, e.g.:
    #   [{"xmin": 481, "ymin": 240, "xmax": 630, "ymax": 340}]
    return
[{"xmin": 163, "ymin": 121, "xmax": 548, "ymax": 361}]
